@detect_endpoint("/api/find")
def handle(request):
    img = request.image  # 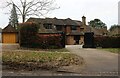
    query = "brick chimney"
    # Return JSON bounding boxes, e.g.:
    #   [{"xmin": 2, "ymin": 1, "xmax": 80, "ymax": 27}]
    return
[{"xmin": 82, "ymin": 16, "xmax": 86, "ymax": 32}]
